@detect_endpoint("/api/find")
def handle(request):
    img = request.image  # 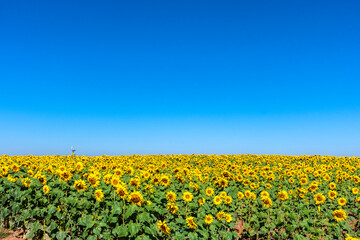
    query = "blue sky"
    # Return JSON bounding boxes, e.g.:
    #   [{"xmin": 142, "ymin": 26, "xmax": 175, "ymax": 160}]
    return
[{"xmin": 0, "ymin": 0, "xmax": 359, "ymax": 156}]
